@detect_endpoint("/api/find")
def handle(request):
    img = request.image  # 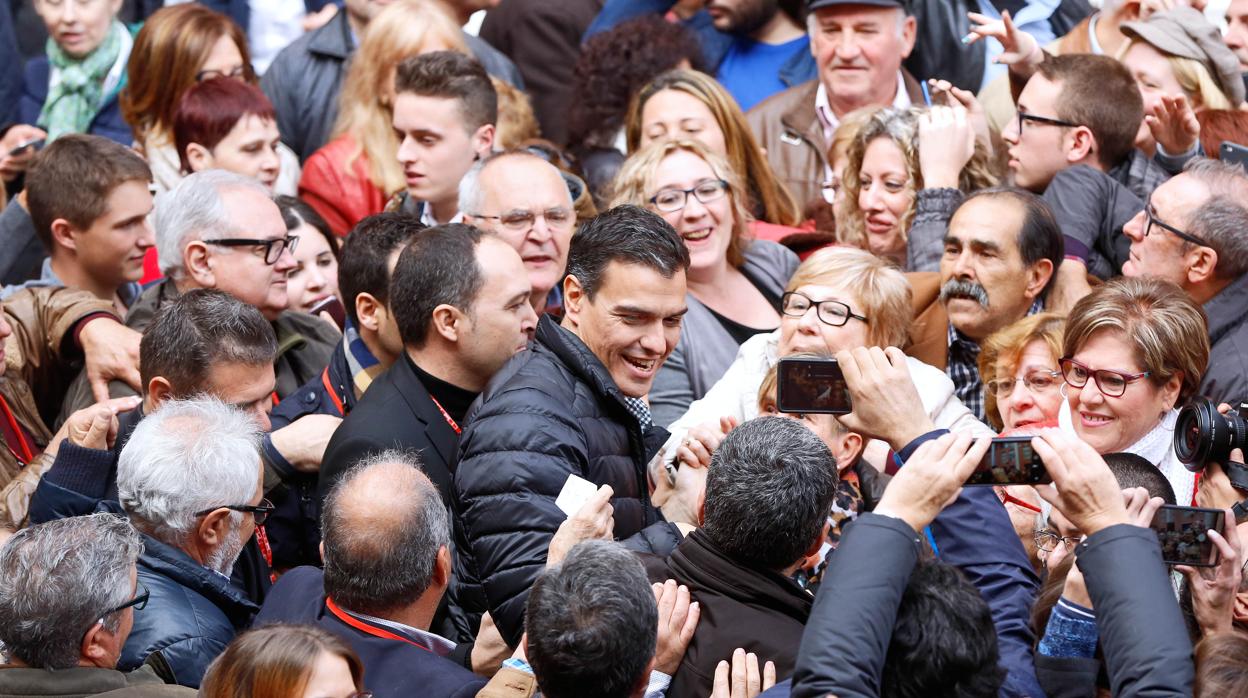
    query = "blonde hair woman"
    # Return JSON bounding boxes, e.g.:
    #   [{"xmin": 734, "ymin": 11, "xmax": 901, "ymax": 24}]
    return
[
  {"xmin": 611, "ymin": 139, "xmax": 799, "ymax": 425},
  {"xmin": 298, "ymin": 0, "xmax": 466, "ymax": 235}
]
